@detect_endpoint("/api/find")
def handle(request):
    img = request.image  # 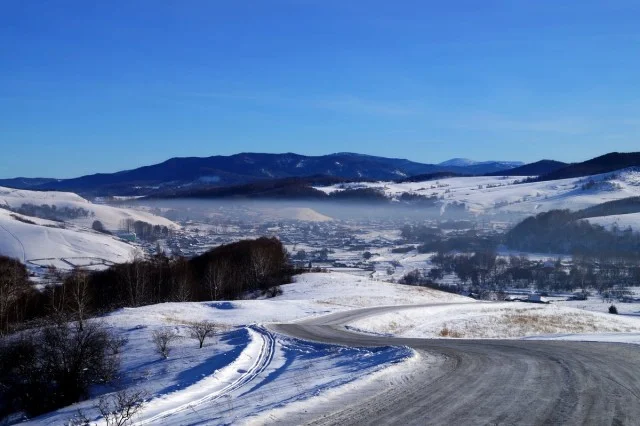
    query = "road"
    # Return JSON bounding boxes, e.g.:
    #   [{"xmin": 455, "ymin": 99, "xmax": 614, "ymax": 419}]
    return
[{"xmin": 270, "ymin": 305, "xmax": 640, "ymax": 426}]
